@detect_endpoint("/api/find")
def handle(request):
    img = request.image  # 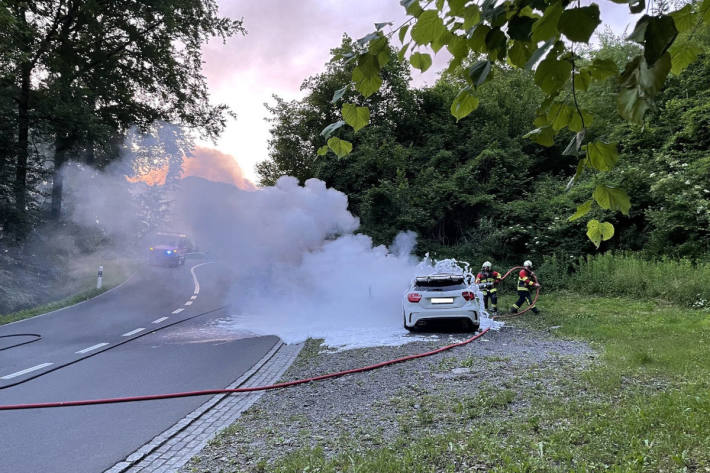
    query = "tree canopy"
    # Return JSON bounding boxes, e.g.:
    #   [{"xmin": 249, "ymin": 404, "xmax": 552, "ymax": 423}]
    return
[{"xmin": 314, "ymin": 0, "xmax": 710, "ymax": 247}]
